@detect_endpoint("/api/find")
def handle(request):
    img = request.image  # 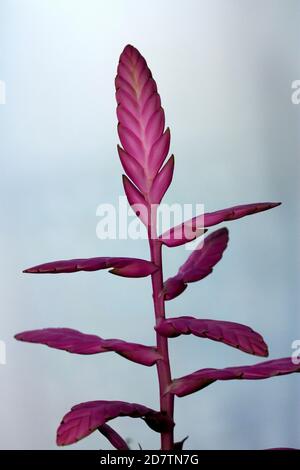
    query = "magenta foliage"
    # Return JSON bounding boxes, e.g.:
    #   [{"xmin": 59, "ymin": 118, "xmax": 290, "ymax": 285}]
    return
[
  {"xmin": 169, "ymin": 358, "xmax": 300, "ymax": 397},
  {"xmin": 160, "ymin": 202, "xmax": 281, "ymax": 247},
  {"xmin": 156, "ymin": 317, "xmax": 268, "ymax": 357},
  {"xmin": 15, "ymin": 44, "xmax": 294, "ymax": 450},
  {"xmin": 23, "ymin": 256, "xmax": 157, "ymax": 278},
  {"xmin": 15, "ymin": 328, "xmax": 161, "ymax": 366},
  {"xmin": 57, "ymin": 401, "xmax": 174, "ymax": 446},
  {"xmin": 164, "ymin": 228, "xmax": 229, "ymax": 300}
]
